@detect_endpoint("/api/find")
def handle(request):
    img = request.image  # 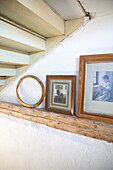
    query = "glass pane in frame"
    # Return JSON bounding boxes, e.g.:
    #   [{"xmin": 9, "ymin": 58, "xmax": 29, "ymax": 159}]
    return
[{"xmin": 84, "ymin": 62, "xmax": 113, "ymax": 115}]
